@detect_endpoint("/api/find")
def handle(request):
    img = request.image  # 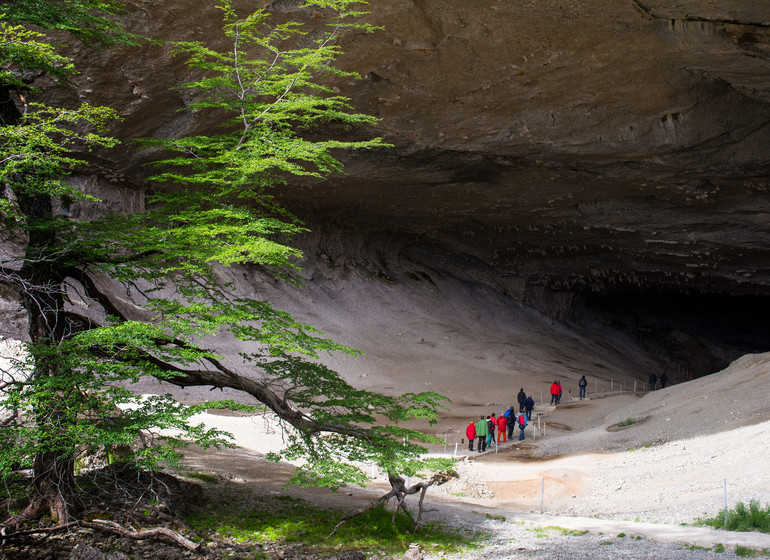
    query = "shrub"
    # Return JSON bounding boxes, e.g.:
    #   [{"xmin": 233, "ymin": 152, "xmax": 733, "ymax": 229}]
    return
[{"xmin": 699, "ymin": 500, "xmax": 770, "ymax": 533}]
